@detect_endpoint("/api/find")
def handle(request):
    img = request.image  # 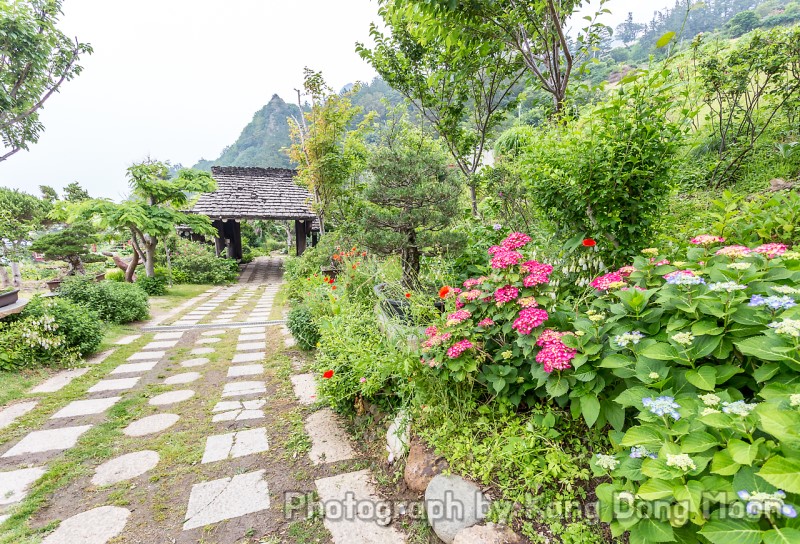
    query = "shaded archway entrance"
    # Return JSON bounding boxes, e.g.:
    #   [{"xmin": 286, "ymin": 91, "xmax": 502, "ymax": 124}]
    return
[{"xmin": 191, "ymin": 167, "xmax": 320, "ymax": 258}]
